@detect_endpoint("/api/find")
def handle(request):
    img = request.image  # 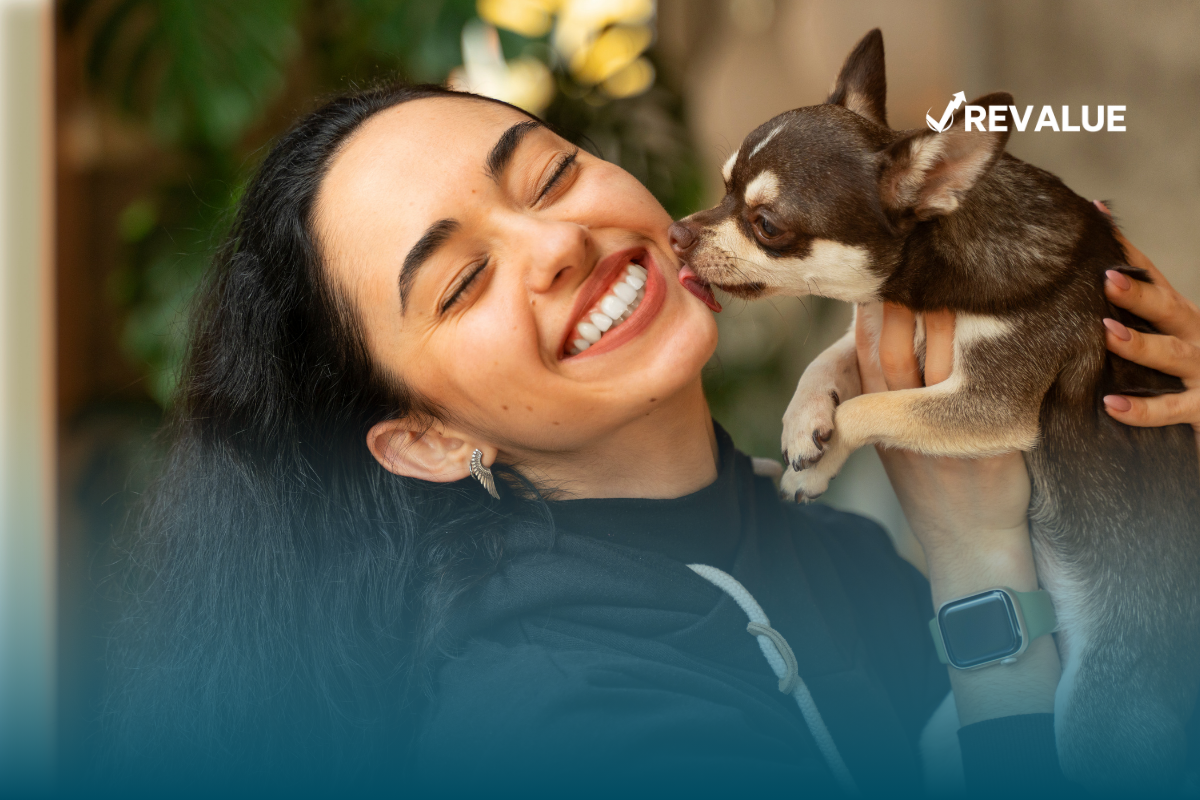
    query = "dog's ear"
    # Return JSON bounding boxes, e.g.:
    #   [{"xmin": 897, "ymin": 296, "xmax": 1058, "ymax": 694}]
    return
[
  {"xmin": 826, "ymin": 29, "xmax": 888, "ymax": 127},
  {"xmin": 879, "ymin": 92, "xmax": 1013, "ymax": 220}
]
